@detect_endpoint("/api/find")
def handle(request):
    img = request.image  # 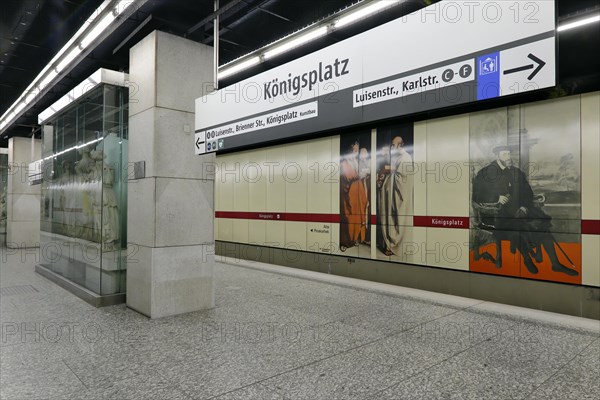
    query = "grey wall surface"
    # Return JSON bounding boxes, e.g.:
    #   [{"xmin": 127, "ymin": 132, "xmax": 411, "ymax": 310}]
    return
[{"xmin": 216, "ymin": 241, "xmax": 600, "ymax": 320}]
